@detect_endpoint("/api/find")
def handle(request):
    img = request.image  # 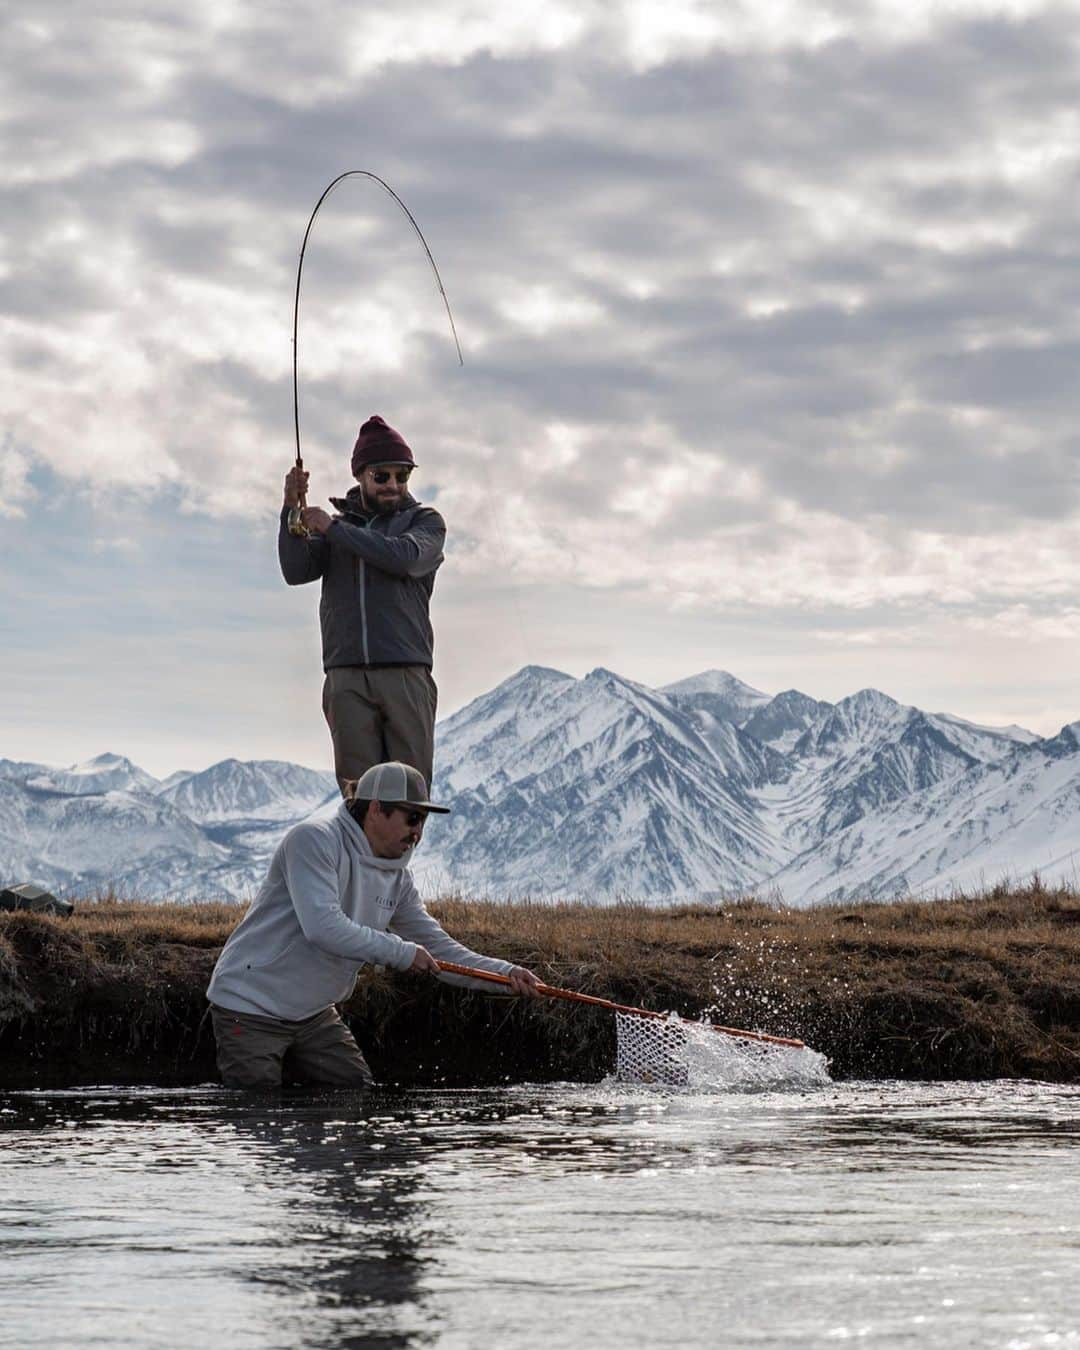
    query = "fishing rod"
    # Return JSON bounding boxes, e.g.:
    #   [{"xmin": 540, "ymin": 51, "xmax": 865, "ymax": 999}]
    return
[
  {"xmin": 288, "ymin": 170, "xmax": 464, "ymax": 537},
  {"xmin": 436, "ymin": 960, "xmax": 806, "ymax": 1049}
]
